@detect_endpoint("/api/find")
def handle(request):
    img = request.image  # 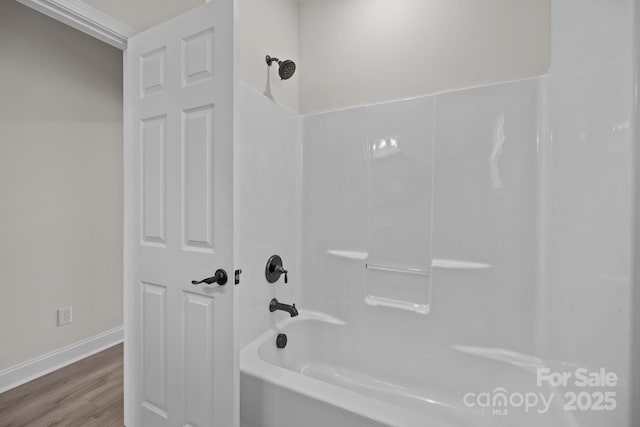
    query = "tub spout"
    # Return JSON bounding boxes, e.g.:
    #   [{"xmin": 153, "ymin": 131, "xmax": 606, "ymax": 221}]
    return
[{"xmin": 269, "ymin": 298, "xmax": 299, "ymax": 317}]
